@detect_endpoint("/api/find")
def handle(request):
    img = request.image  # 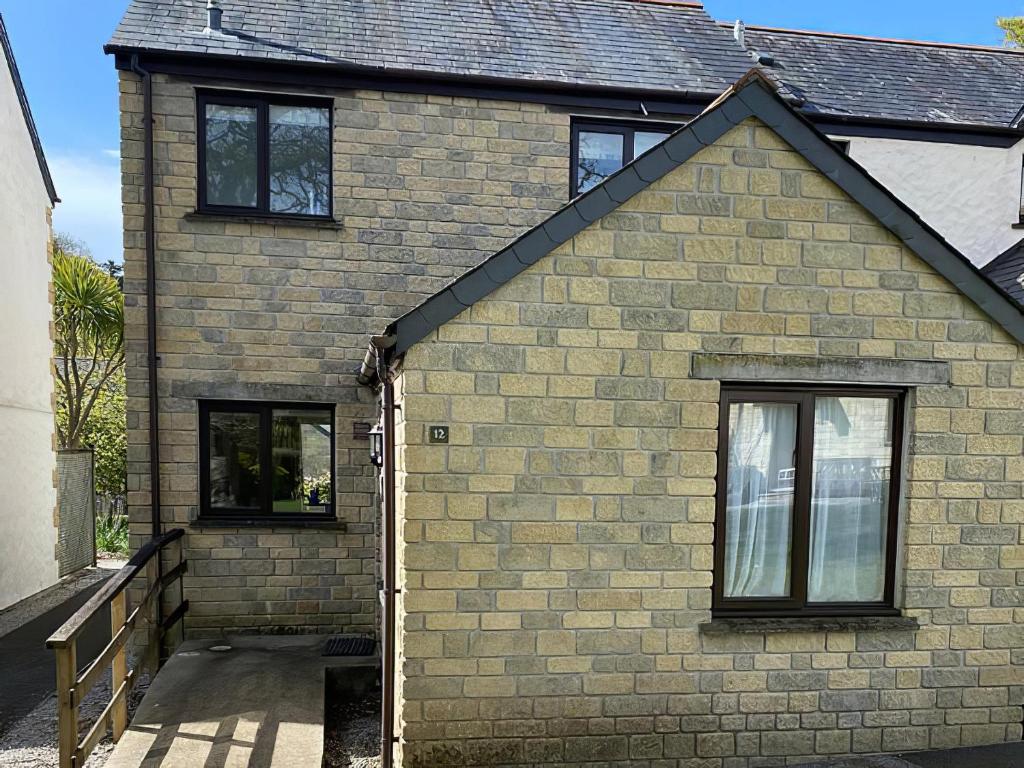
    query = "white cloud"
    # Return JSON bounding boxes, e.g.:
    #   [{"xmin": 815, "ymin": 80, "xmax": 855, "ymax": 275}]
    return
[{"xmin": 49, "ymin": 152, "xmax": 123, "ymax": 263}]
